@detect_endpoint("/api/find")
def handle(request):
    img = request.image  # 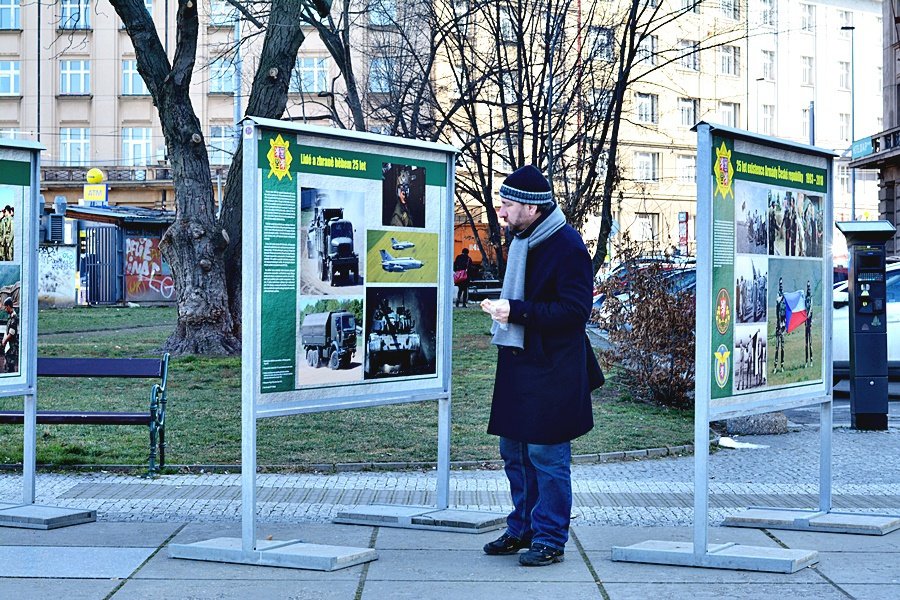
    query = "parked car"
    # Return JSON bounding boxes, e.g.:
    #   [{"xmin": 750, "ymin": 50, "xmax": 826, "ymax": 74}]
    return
[{"xmin": 832, "ymin": 262, "xmax": 900, "ymax": 373}]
